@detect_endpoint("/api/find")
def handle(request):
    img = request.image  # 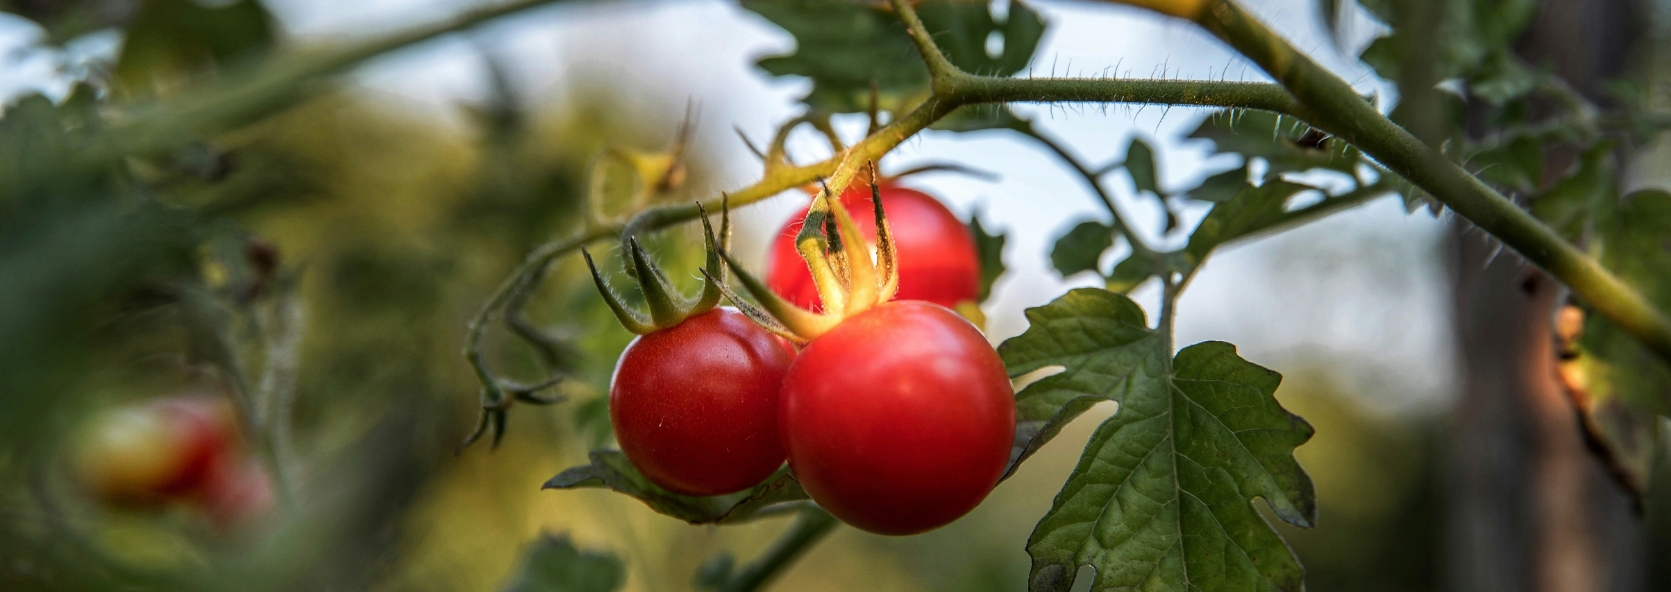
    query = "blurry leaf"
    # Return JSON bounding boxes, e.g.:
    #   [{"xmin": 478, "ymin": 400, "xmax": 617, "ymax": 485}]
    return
[
  {"xmin": 931, "ymin": 103, "xmax": 1029, "ymax": 133},
  {"xmin": 1470, "ymin": 51, "xmax": 1539, "ymax": 105},
  {"xmin": 1190, "ymin": 110, "xmax": 1354, "ymax": 176},
  {"xmin": 1124, "ymin": 136, "xmax": 1161, "ymax": 197},
  {"xmin": 1556, "ymin": 189, "xmax": 1671, "ymax": 498},
  {"xmin": 999, "ymin": 291, "xmax": 1315, "ymax": 591},
  {"xmin": 114, "ymin": 0, "xmax": 275, "ymax": 93},
  {"xmin": 1358, "ymin": 35, "xmax": 1401, "ymax": 81},
  {"xmin": 1103, "ymin": 255, "xmax": 1154, "ymax": 293},
  {"xmin": 1469, "ymin": 136, "xmax": 1543, "ymax": 195},
  {"xmin": 544, "ymin": 450, "xmax": 808, "ymax": 524},
  {"xmin": 969, "ymin": 214, "xmax": 1007, "ymax": 302},
  {"xmin": 1049, "ymin": 220, "xmax": 1114, "ymax": 278},
  {"xmin": 742, "ymin": 0, "xmax": 1043, "ymax": 121},
  {"xmin": 1185, "ymin": 165, "xmax": 1249, "ymax": 204},
  {"xmin": 501, "ymin": 534, "xmax": 624, "ymax": 592},
  {"xmin": 1532, "ymin": 142, "xmax": 1615, "ymax": 242},
  {"xmin": 1317, "ymin": 0, "xmax": 1349, "ymax": 49},
  {"xmin": 1185, "ymin": 180, "xmax": 1312, "ymax": 264}
]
